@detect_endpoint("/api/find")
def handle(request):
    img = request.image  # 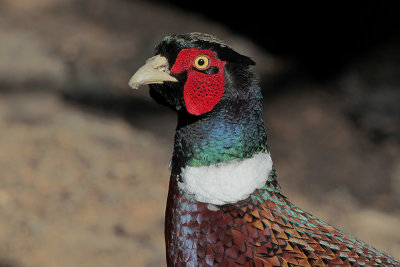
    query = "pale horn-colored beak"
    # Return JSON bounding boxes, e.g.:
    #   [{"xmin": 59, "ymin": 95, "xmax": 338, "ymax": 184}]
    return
[{"xmin": 129, "ymin": 55, "xmax": 178, "ymax": 89}]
